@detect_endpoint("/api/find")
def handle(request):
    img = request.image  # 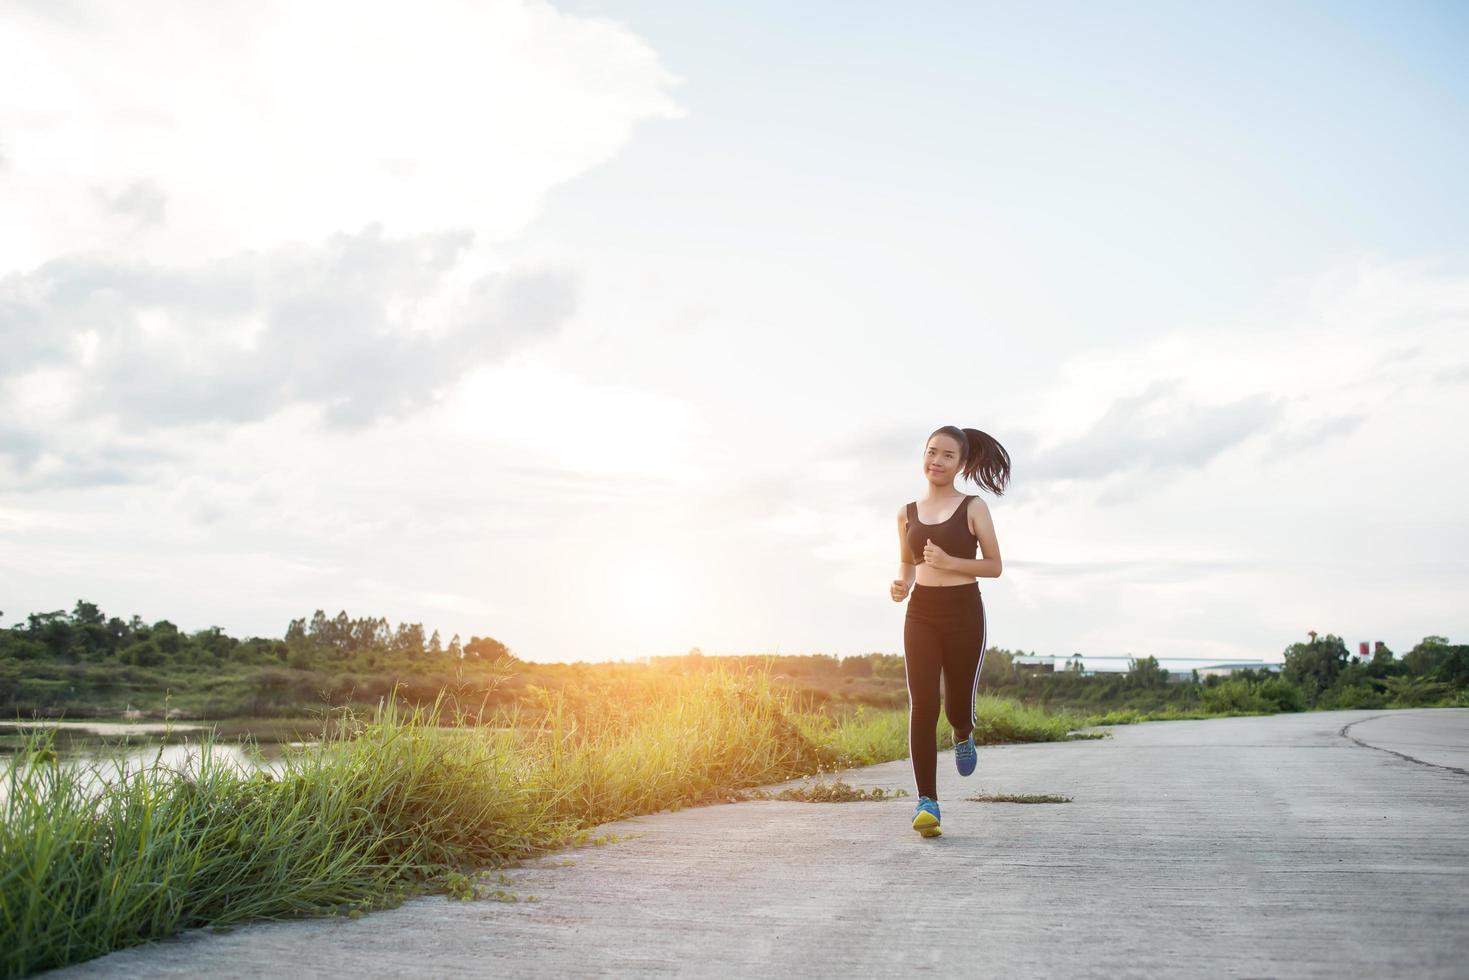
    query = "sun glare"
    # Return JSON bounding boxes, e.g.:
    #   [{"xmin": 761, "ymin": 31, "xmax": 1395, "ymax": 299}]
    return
[
  {"xmin": 617, "ymin": 566, "xmax": 677, "ymax": 623},
  {"xmin": 446, "ymin": 361, "xmax": 707, "ymax": 479}
]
